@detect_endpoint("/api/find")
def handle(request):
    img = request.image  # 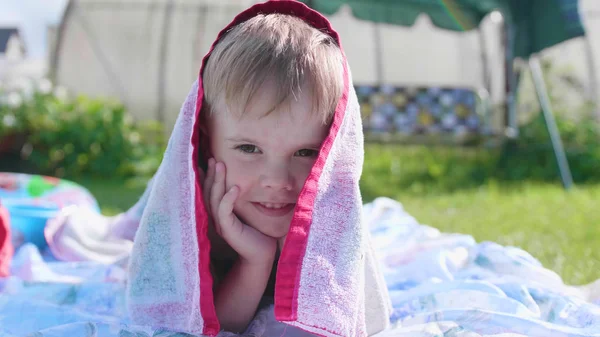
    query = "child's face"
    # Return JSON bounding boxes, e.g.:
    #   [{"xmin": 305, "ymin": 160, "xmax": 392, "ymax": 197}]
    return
[{"xmin": 208, "ymin": 82, "xmax": 329, "ymax": 241}]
